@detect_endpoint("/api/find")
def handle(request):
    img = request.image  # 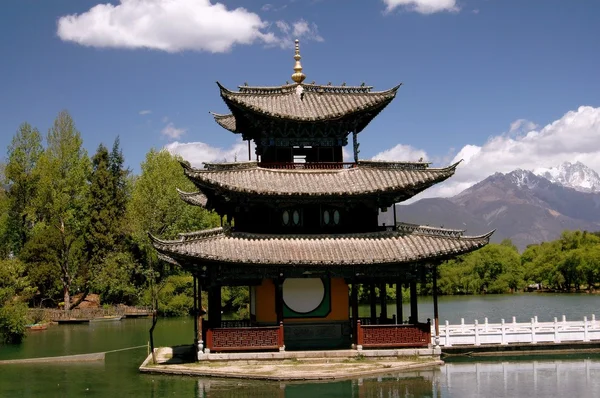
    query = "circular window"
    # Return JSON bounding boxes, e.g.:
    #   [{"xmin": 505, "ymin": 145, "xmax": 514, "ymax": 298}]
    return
[
  {"xmin": 323, "ymin": 210, "xmax": 330, "ymax": 225},
  {"xmin": 283, "ymin": 278, "xmax": 325, "ymax": 313},
  {"xmin": 292, "ymin": 210, "xmax": 300, "ymax": 225},
  {"xmin": 333, "ymin": 210, "xmax": 340, "ymax": 225},
  {"xmin": 282, "ymin": 210, "xmax": 290, "ymax": 225}
]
